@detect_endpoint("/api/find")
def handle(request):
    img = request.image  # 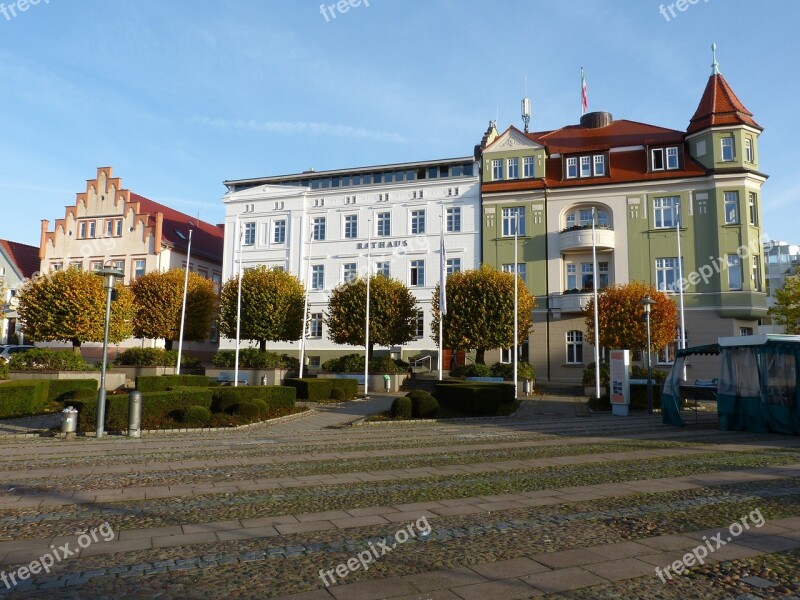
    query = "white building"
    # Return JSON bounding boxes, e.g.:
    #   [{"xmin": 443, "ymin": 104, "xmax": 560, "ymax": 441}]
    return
[
  {"xmin": 0, "ymin": 239, "xmax": 39, "ymax": 344},
  {"xmin": 221, "ymin": 157, "xmax": 480, "ymax": 368},
  {"xmin": 763, "ymin": 240, "xmax": 800, "ymax": 333}
]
